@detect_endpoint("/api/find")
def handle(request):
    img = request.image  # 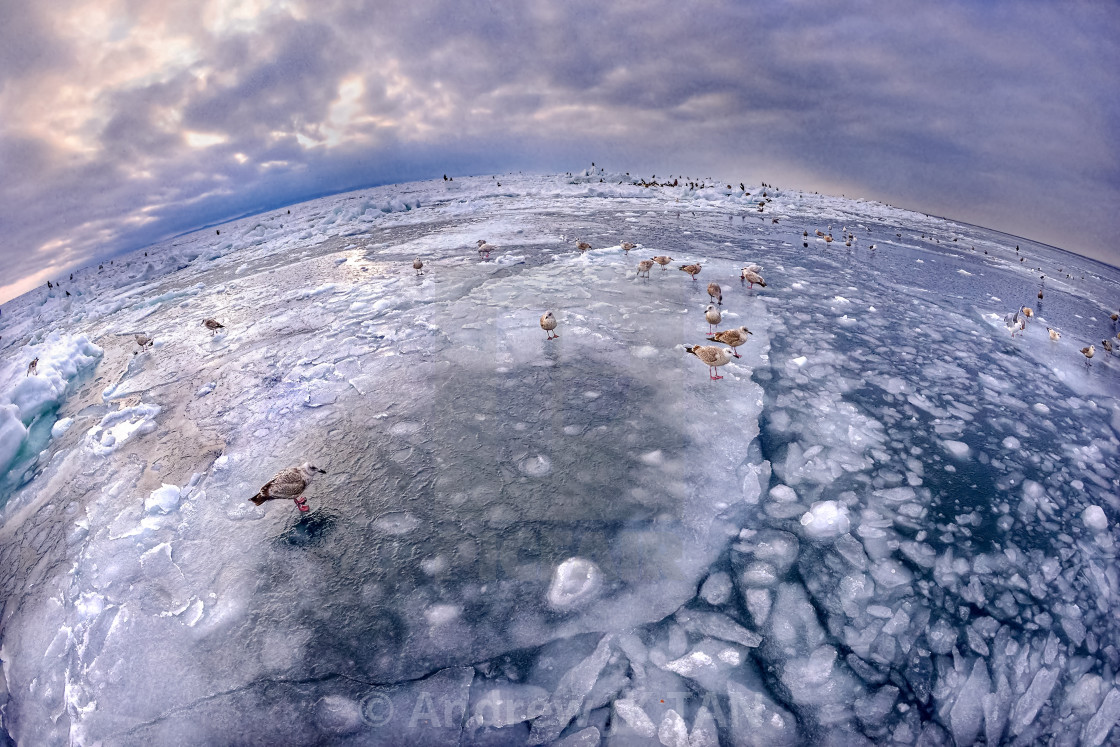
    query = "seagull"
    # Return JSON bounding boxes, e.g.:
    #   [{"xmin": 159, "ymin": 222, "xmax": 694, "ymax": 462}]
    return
[
  {"xmin": 577, "ymin": 241, "xmax": 592, "ymax": 252},
  {"xmin": 679, "ymin": 264, "xmax": 702, "ymax": 280},
  {"xmin": 637, "ymin": 259, "xmax": 654, "ymax": 278},
  {"xmin": 710, "ymin": 326, "xmax": 752, "ymax": 358},
  {"xmin": 1104, "ymin": 339, "xmax": 1115, "ymax": 354},
  {"xmin": 685, "ymin": 344, "xmax": 733, "ymax": 380},
  {"xmin": 1022, "ymin": 307, "xmax": 1033, "ymax": 318},
  {"xmin": 202, "ymin": 318, "xmax": 225, "ymax": 334},
  {"xmin": 476, "ymin": 239, "xmax": 493, "ymax": 259},
  {"xmin": 540, "ymin": 310, "xmax": 559, "ymax": 340},
  {"xmin": 1081, "ymin": 344, "xmax": 1095, "ymax": 366},
  {"xmin": 135, "ymin": 334, "xmax": 154, "ymax": 351},
  {"xmin": 250, "ymin": 462, "xmax": 327, "ymax": 514},
  {"xmin": 1047, "ymin": 327, "xmax": 1061, "ymax": 341},
  {"xmin": 26, "ymin": 358, "xmax": 38, "ymax": 377},
  {"xmin": 621, "ymin": 242, "xmax": 636, "ymax": 252},
  {"xmin": 705, "ymin": 304, "xmax": 722, "ymax": 335},
  {"xmin": 413, "ymin": 258, "xmax": 424, "ymax": 275},
  {"xmin": 740, "ymin": 268, "xmax": 766, "ymax": 288},
  {"xmin": 707, "ymin": 282, "xmax": 723, "ymax": 305},
  {"xmin": 652, "ymin": 255, "xmax": 674, "ymax": 271},
  {"xmin": 1038, "ymin": 290, "xmax": 1044, "ymax": 300}
]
